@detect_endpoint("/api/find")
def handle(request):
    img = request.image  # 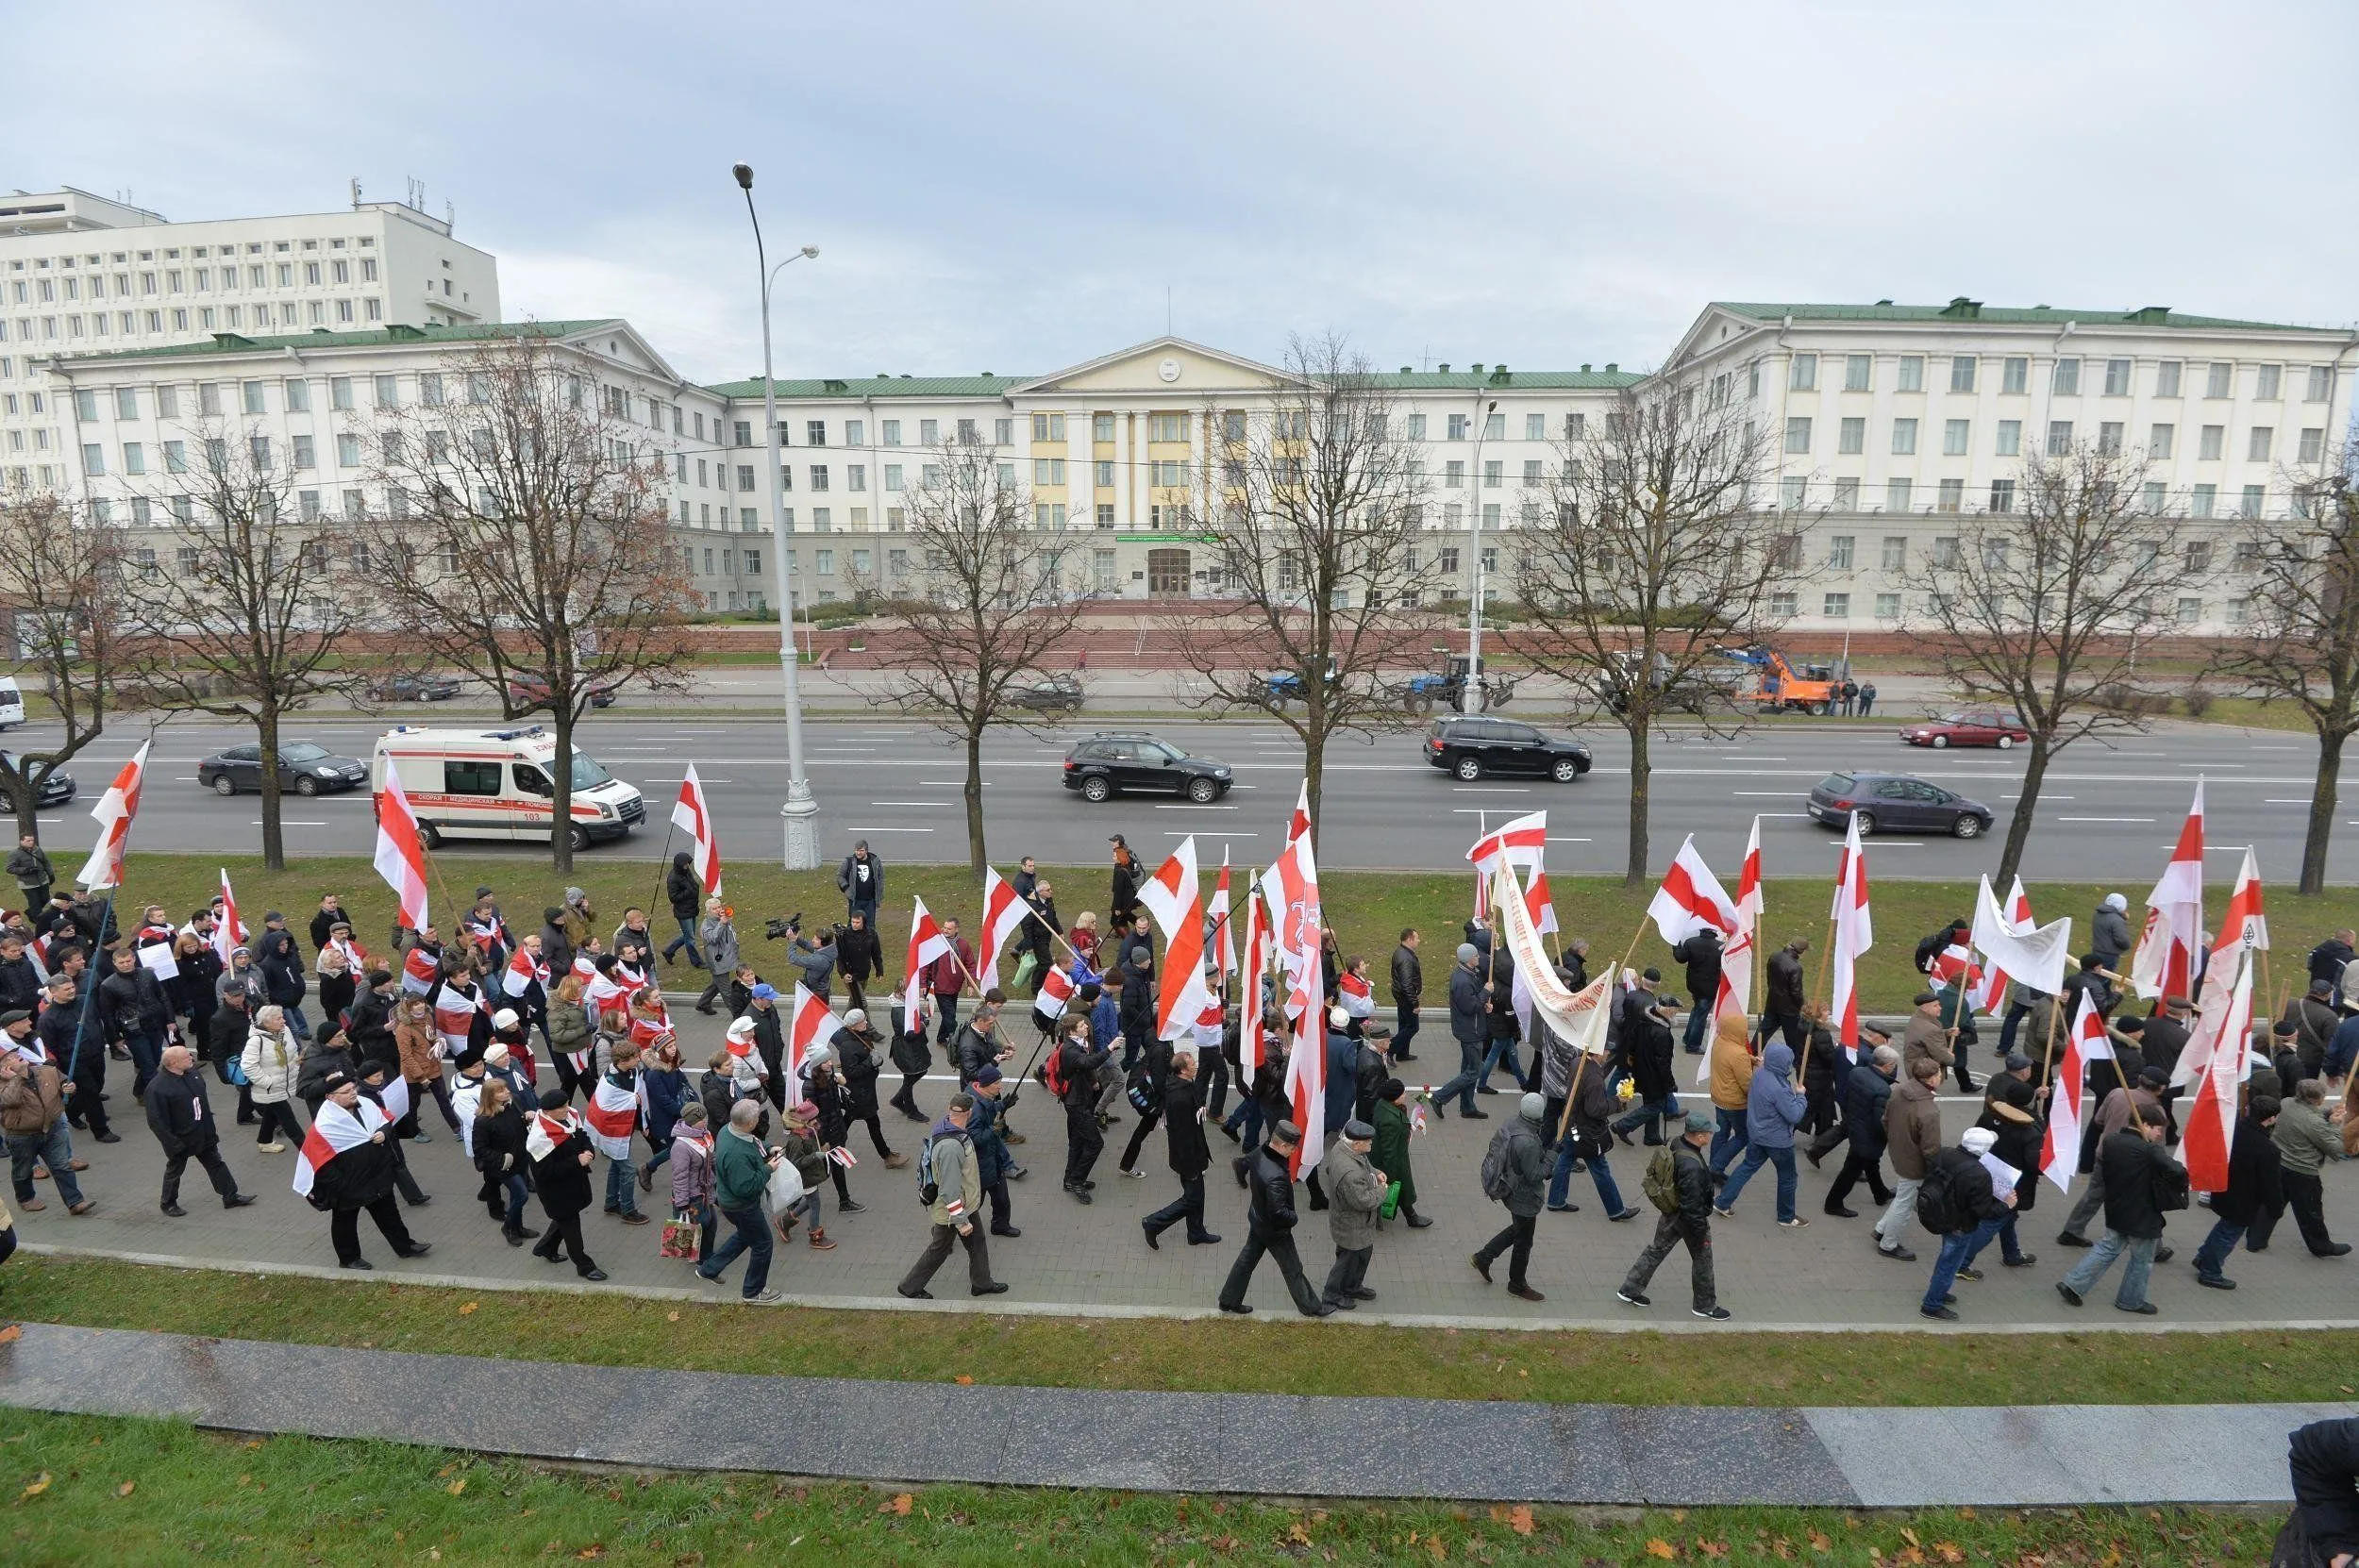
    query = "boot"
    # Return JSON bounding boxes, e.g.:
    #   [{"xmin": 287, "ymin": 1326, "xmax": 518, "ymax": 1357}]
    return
[{"xmin": 808, "ymin": 1226, "xmax": 836, "ymax": 1251}]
